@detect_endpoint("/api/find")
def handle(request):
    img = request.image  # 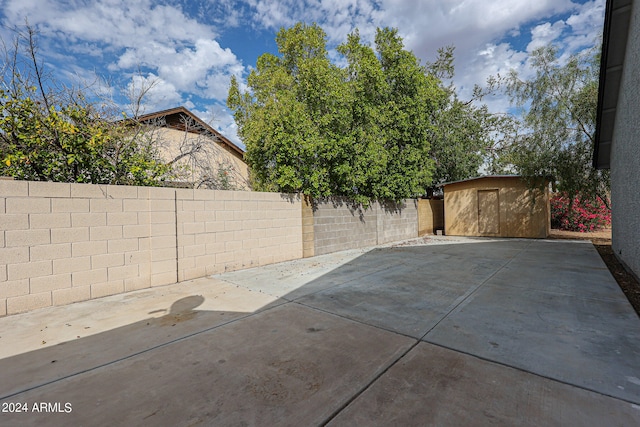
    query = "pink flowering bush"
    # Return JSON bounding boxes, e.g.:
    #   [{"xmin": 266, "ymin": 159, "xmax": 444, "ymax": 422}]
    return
[{"xmin": 550, "ymin": 193, "xmax": 611, "ymax": 232}]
